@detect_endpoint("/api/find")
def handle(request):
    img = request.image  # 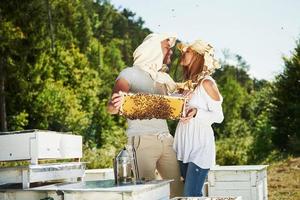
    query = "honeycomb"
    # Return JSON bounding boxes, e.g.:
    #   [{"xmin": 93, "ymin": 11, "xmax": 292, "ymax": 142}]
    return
[{"xmin": 119, "ymin": 92, "xmax": 186, "ymax": 120}]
